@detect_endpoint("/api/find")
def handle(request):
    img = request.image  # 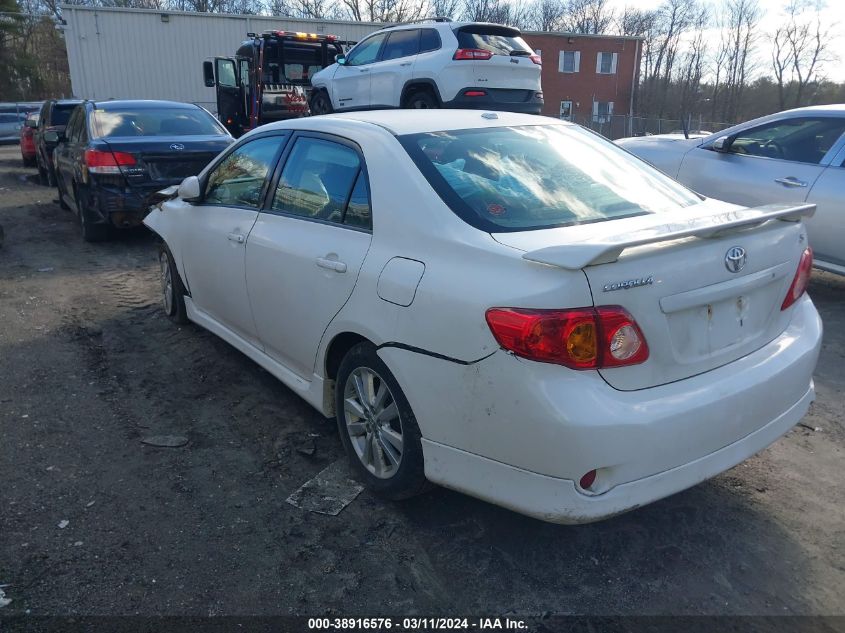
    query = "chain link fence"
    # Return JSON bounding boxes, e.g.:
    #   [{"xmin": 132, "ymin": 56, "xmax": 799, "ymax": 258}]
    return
[{"xmin": 567, "ymin": 114, "xmax": 734, "ymax": 140}]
